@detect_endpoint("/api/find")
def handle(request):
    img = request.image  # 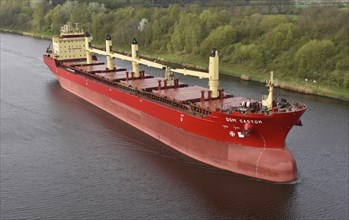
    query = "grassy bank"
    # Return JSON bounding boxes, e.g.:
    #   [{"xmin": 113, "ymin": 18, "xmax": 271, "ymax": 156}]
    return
[
  {"xmin": 1, "ymin": 28, "xmax": 51, "ymax": 40},
  {"xmin": 2, "ymin": 28, "xmax": 348, "ymax": 101},
  {"xmin": 143, "ymin": 51, "xmax": 349, "ymax": 101}
]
